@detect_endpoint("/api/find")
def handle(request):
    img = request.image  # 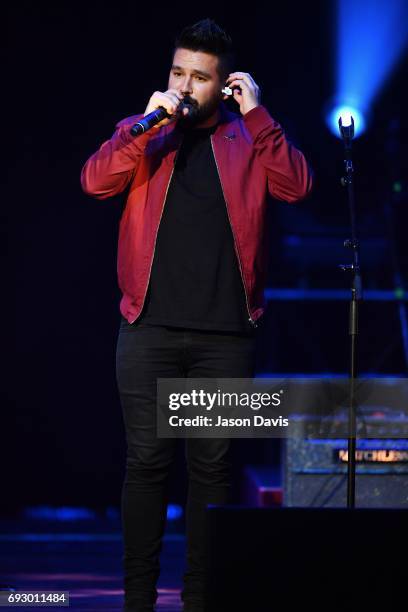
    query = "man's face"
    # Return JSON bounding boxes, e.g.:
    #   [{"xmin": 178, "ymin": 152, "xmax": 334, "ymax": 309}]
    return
[{"xmin": 168, "ymin": 48, "xmax": 227, "ymax": 128}]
